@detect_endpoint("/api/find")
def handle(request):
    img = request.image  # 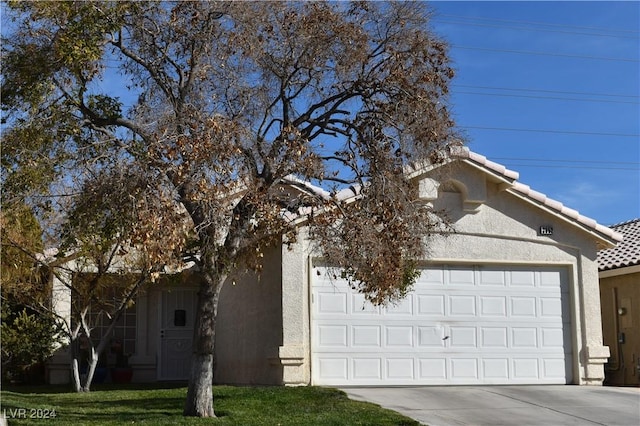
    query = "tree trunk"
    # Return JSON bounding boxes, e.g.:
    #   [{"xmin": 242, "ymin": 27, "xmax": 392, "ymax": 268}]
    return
[
  {"xmin": 71, "ymin": 356, "xmax": 81, "ymax": 393},
  {"xmin": 183, "ymin": 273, "xmax": 225, "ymax": 417},
  {"xmin": 69, "ymin": 332, "xmax": 86, "ymax": 392},
  {"xmin": 82, "ymin": 348, "xmax": 98, "ymax": 392},
  {"xmin": 71, "ymin": 350, "xmax": 97, "ymax": 392}
]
